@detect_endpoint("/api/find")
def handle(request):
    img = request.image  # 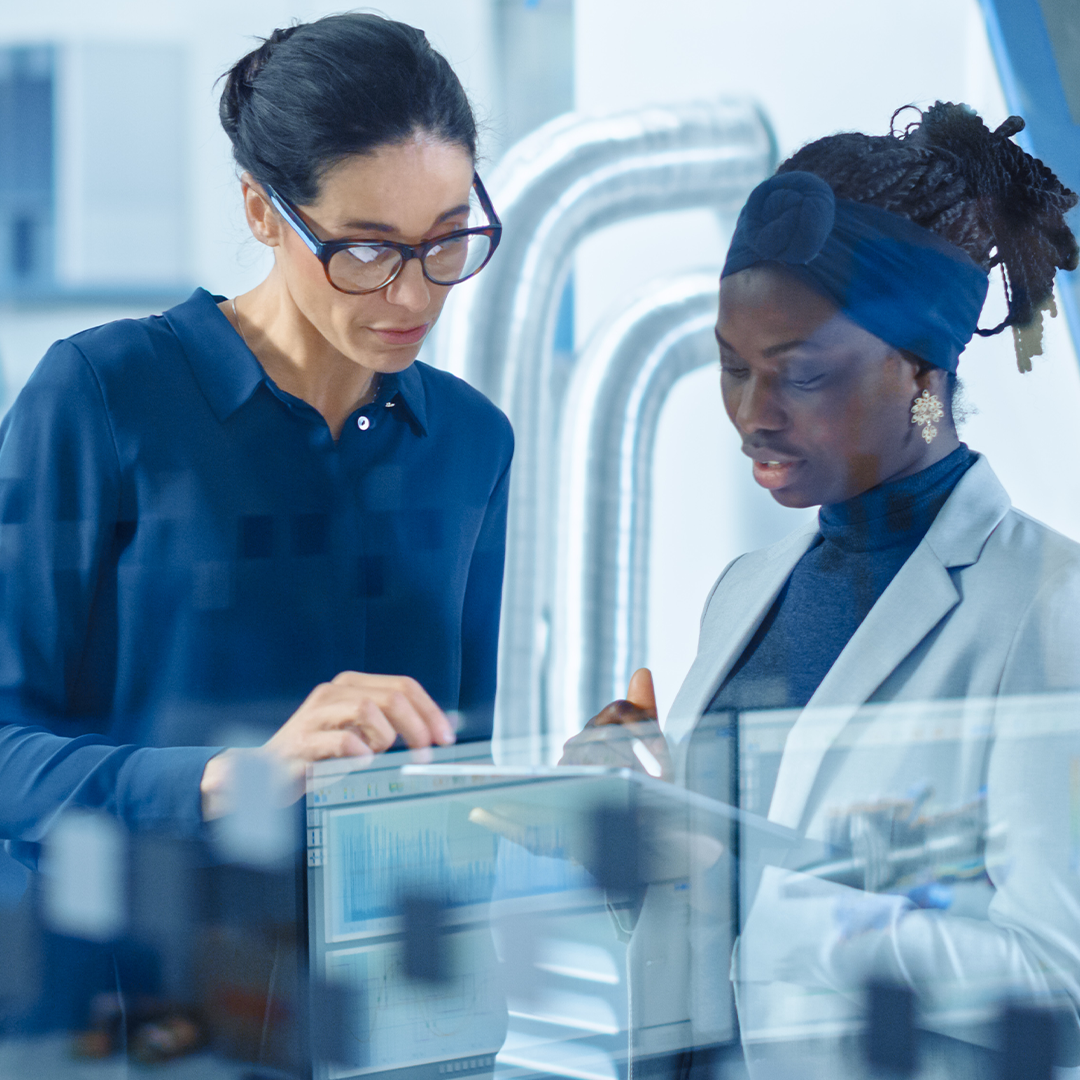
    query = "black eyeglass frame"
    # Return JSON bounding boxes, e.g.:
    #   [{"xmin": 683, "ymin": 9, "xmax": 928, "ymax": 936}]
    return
[{"xmin": 262, "ymin": 173, "xmax": 502, "ymax": 295}]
